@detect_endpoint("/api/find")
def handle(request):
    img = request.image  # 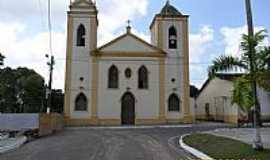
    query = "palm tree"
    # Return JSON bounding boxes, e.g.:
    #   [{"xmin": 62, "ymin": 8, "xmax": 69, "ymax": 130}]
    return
[
  {"xmin": 209, "ymin": 30, "xmax": 269, "ymax": 77},
  {"xmin": 244, "ymin": 0, "xmax": 264, "ymax": 150},
  {"xmin": 209, "ymin": 30, "xmax": 270, "ymax": 108},
  {"xmin": 208, "ymin": 30, "xmax": 269, "ymax": 150},
  {"xmin": 0, "ymin": 53, "xmax": 5, "ymax": 67},
  {"xmin": 231, "ymin": 76, "xmax": 254, "ymax": 112}
]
